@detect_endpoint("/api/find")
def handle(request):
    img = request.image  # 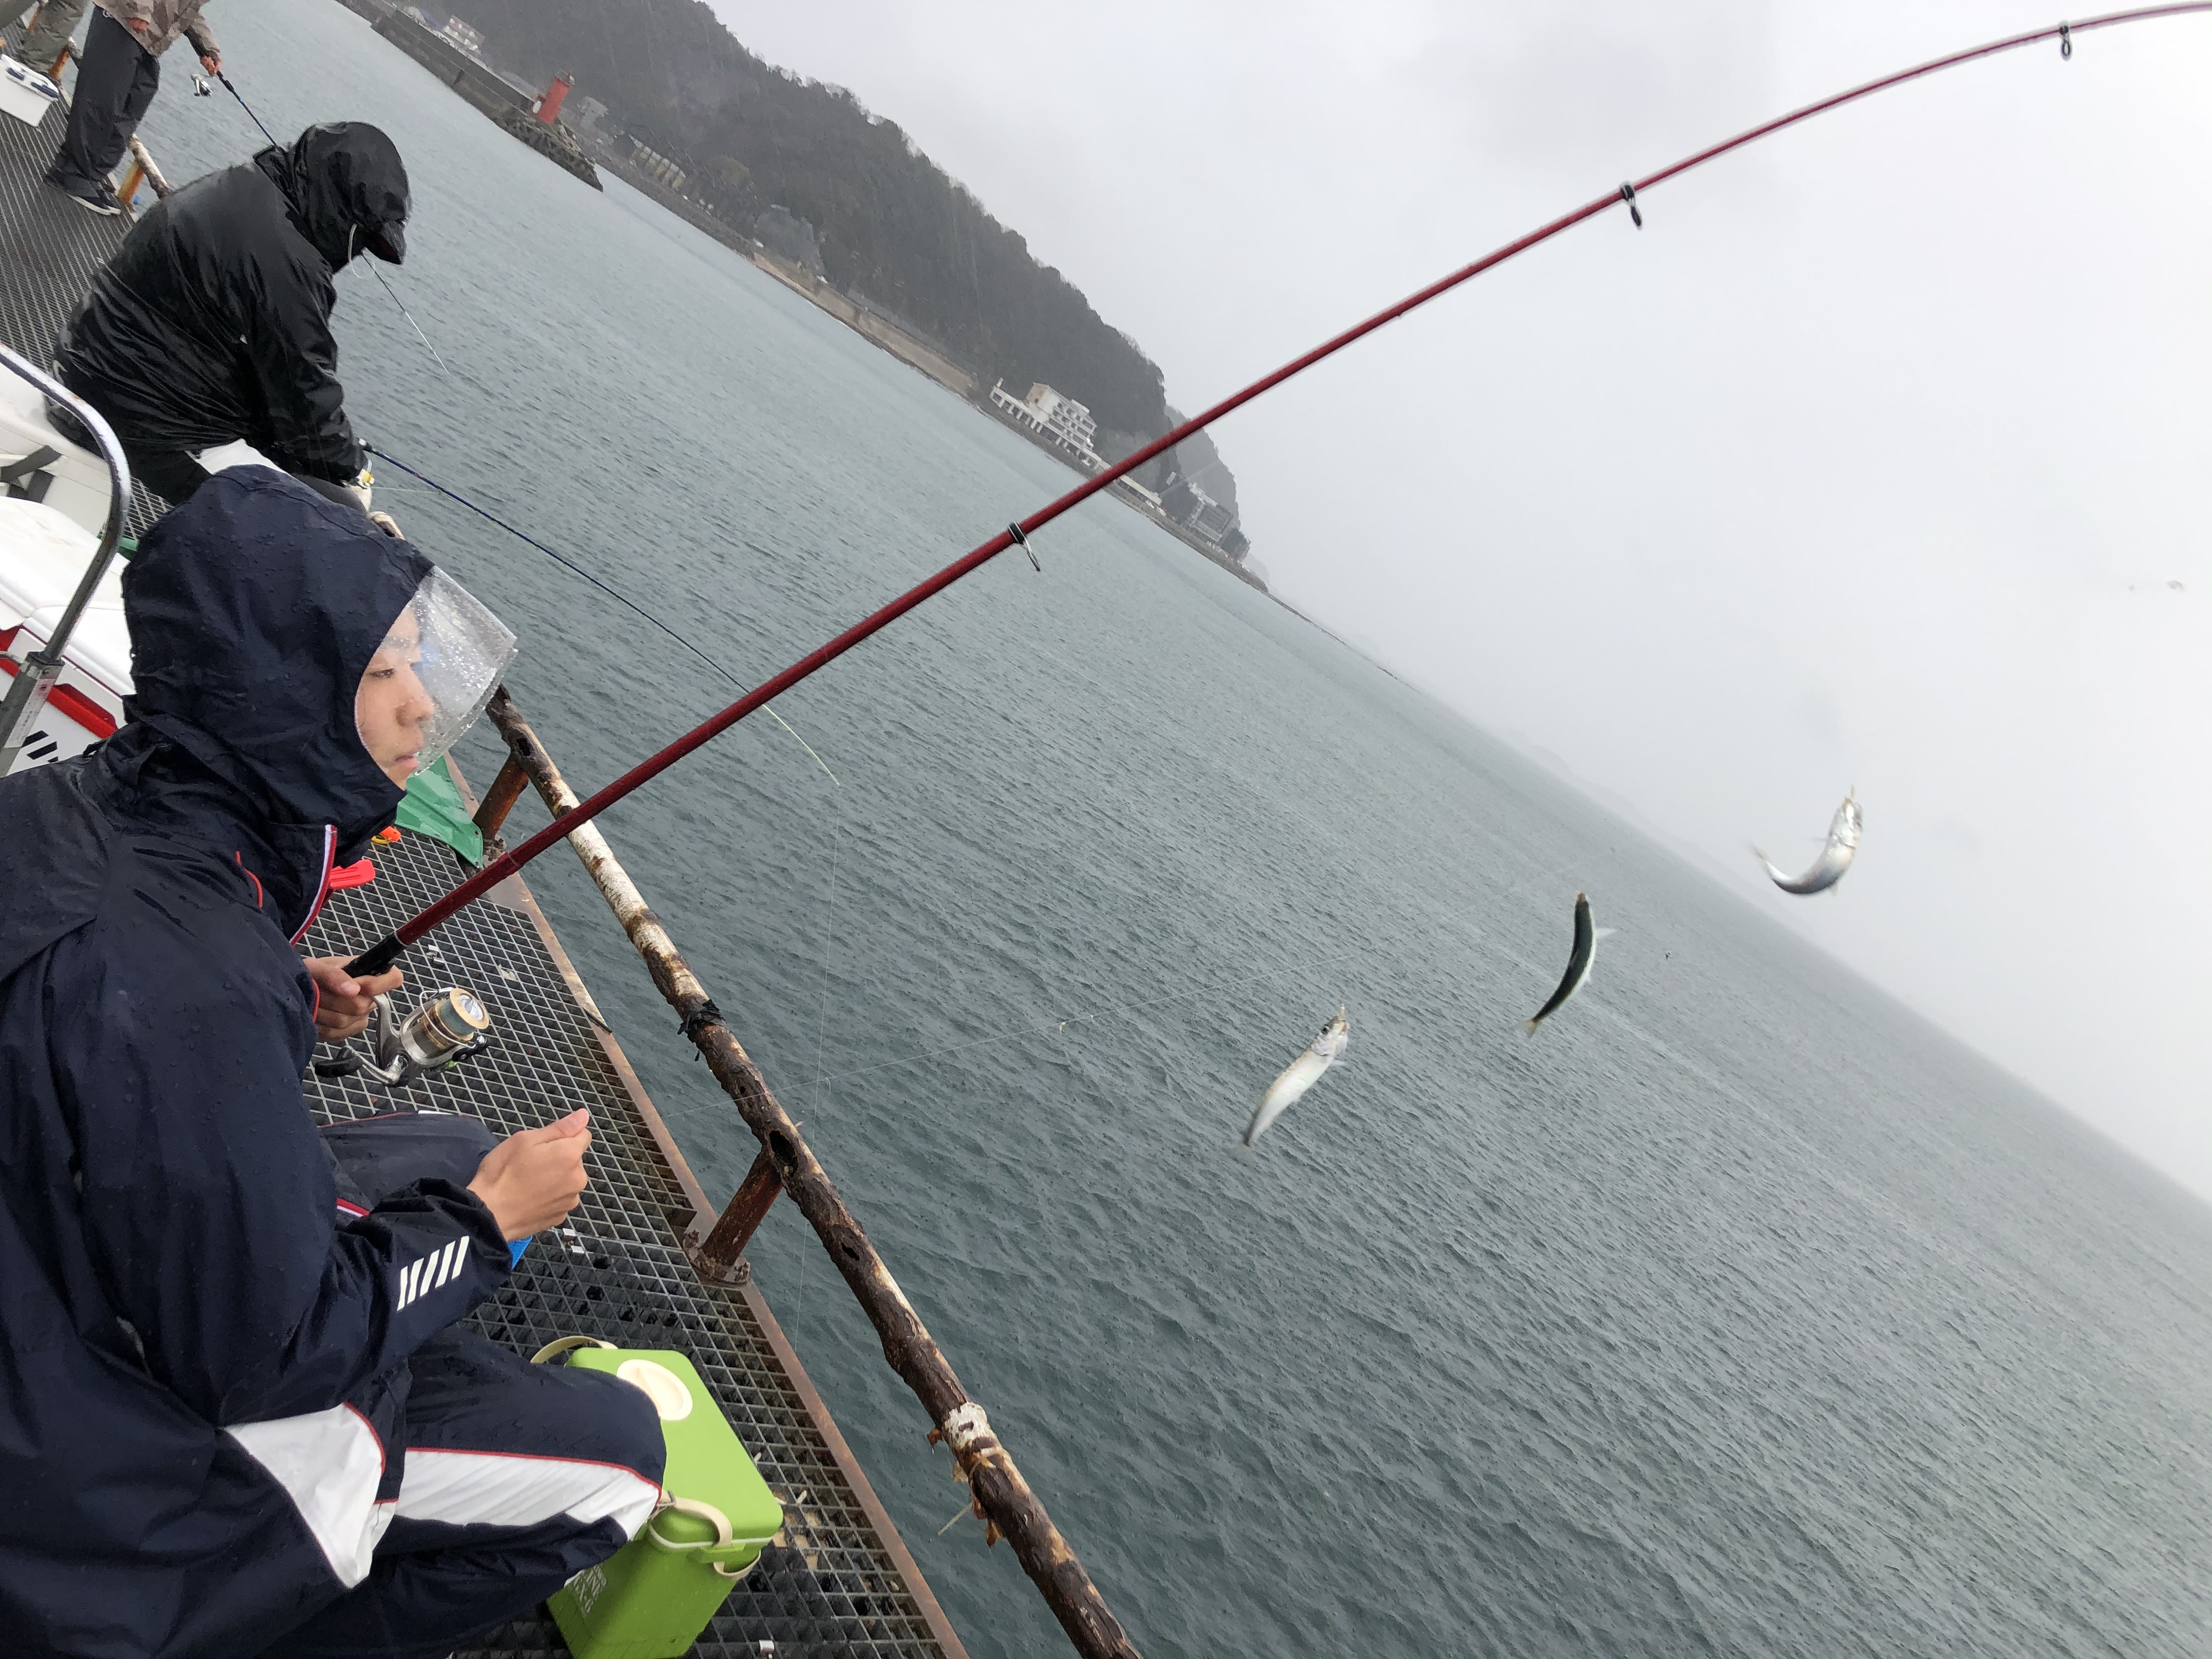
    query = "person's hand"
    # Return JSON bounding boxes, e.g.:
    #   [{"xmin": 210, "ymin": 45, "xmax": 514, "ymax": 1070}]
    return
[
  {"xmin": 469, "ymin": 1110, "xmax": 593, "ymax": 1241},
  {"xmin": 123, "ymin": 17, "xmax": 152, "ymax": 38},
  {"xmin": 304, "ymin": 956, "xmax": 404, "ymax": 1042},
  {"xmin": 367, "ymin": 509, "xmax": 403, "ymax": 539},
  {"xmin": 199, "ymin": 51, "xmax": 219, "ymax": 73}
]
